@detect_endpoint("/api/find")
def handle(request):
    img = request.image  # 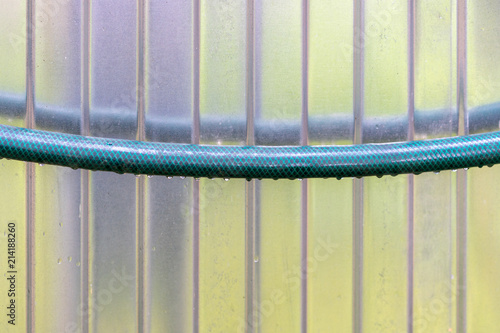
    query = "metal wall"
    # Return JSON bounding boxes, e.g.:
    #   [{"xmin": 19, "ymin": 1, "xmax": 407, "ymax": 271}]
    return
[{"xmin": 0, "ymin": 0, "xmax": 499, "ymax": 332}]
